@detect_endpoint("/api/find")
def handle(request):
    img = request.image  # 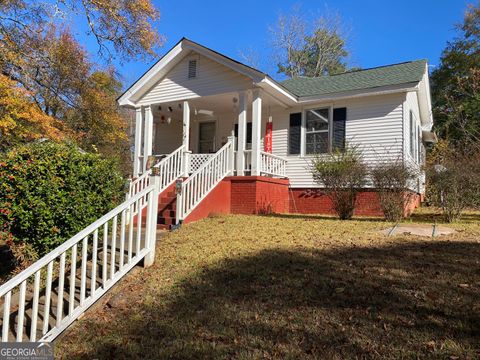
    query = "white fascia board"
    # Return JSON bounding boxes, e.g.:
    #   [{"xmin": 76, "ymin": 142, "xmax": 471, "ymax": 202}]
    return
[
  {"xmin": 257, "ymin": 77, "xmax": 298, "ymax": 104},
  {"xmin": 417, "ymin": 64, "xmax": 434, "ymax": 128},
  {"xmin": 297, "ymin": 83, "xmax": 419, "ymax": 105},
  {"xmin": 117, "ymin": 42, "xmax": 184, "ymax": 107}
]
